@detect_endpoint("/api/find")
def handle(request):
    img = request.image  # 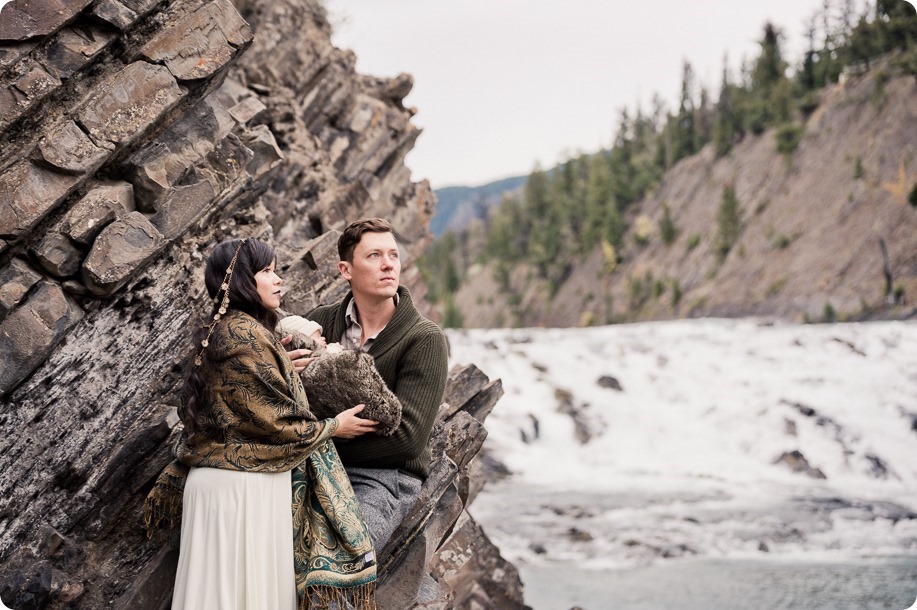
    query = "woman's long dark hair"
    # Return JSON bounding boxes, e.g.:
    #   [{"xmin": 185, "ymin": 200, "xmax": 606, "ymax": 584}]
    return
[{"xmin": 181, "ymin": 238, "xmax": 279, "ymax": 438}]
